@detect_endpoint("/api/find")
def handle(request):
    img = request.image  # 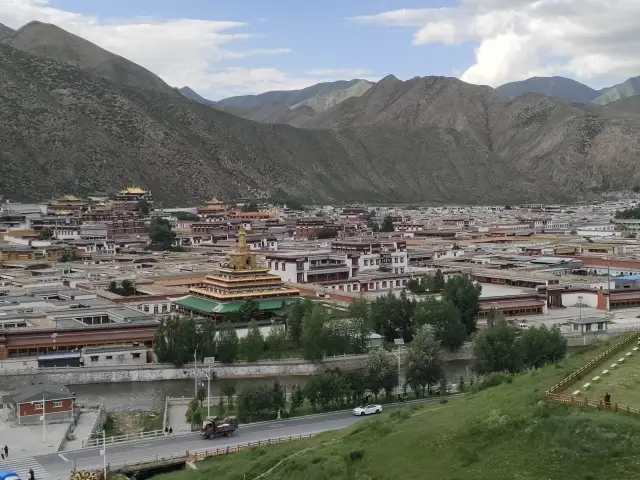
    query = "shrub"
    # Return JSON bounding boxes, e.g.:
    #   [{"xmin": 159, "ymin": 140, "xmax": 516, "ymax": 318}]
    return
[{"xmin": 472, "ymin": 372, "xmax": 512, "ymax": 392}]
